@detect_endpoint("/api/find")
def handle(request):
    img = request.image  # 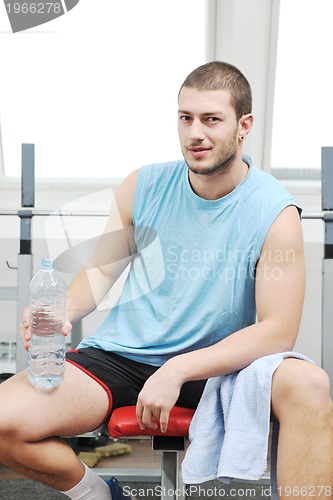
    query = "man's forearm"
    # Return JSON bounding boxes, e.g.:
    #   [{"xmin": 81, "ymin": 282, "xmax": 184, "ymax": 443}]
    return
[
  {"xmin": 66, "ymin": 265, "xmax": 113, "ymax": 324},
  {"xmin": 165, "ymin": 320, "xmax": 297, "ymax": 385}
]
